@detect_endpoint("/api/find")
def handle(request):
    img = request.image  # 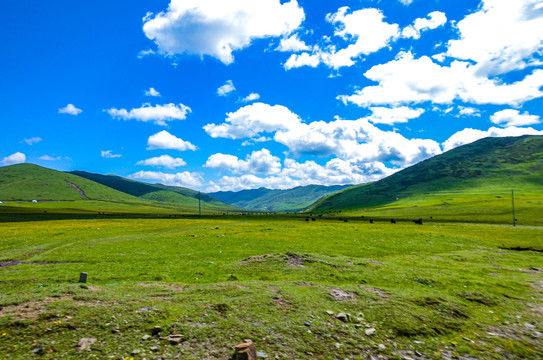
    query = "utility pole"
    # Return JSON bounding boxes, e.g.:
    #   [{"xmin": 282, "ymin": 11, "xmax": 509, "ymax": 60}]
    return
[
  {"xmin": 198, "ymin": 191, "xmax": 201, "ymax": 218},
  {"xmin": 511, "ymin": 189, "xmax": 516, "ymax": 227}
]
